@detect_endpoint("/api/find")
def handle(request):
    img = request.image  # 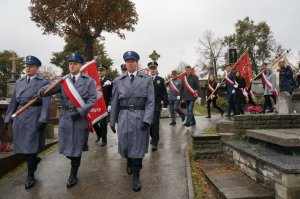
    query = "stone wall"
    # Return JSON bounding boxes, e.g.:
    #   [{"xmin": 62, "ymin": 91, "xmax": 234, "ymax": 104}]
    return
[
  {"xmin": 192, "ymin": 134, "xmax": 222, "ymax": 159},
  {"xmin": 223, "ymin": 142, "xmax": 300, "ymax": 199},
  {"xmin": 234, "ymin": 114, "xmax": 300, "ymax": 134}
]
